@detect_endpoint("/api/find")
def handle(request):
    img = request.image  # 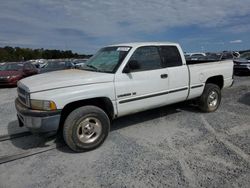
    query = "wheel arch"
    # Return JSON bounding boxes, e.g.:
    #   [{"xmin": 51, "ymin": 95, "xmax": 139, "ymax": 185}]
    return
[
  {"xmin": 58, "ymin": 97, "xmax": 115, "ymax": 133},
  {"xmin": 205, "ymin": 75, "xmax": 224, "ymax": 89}
]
